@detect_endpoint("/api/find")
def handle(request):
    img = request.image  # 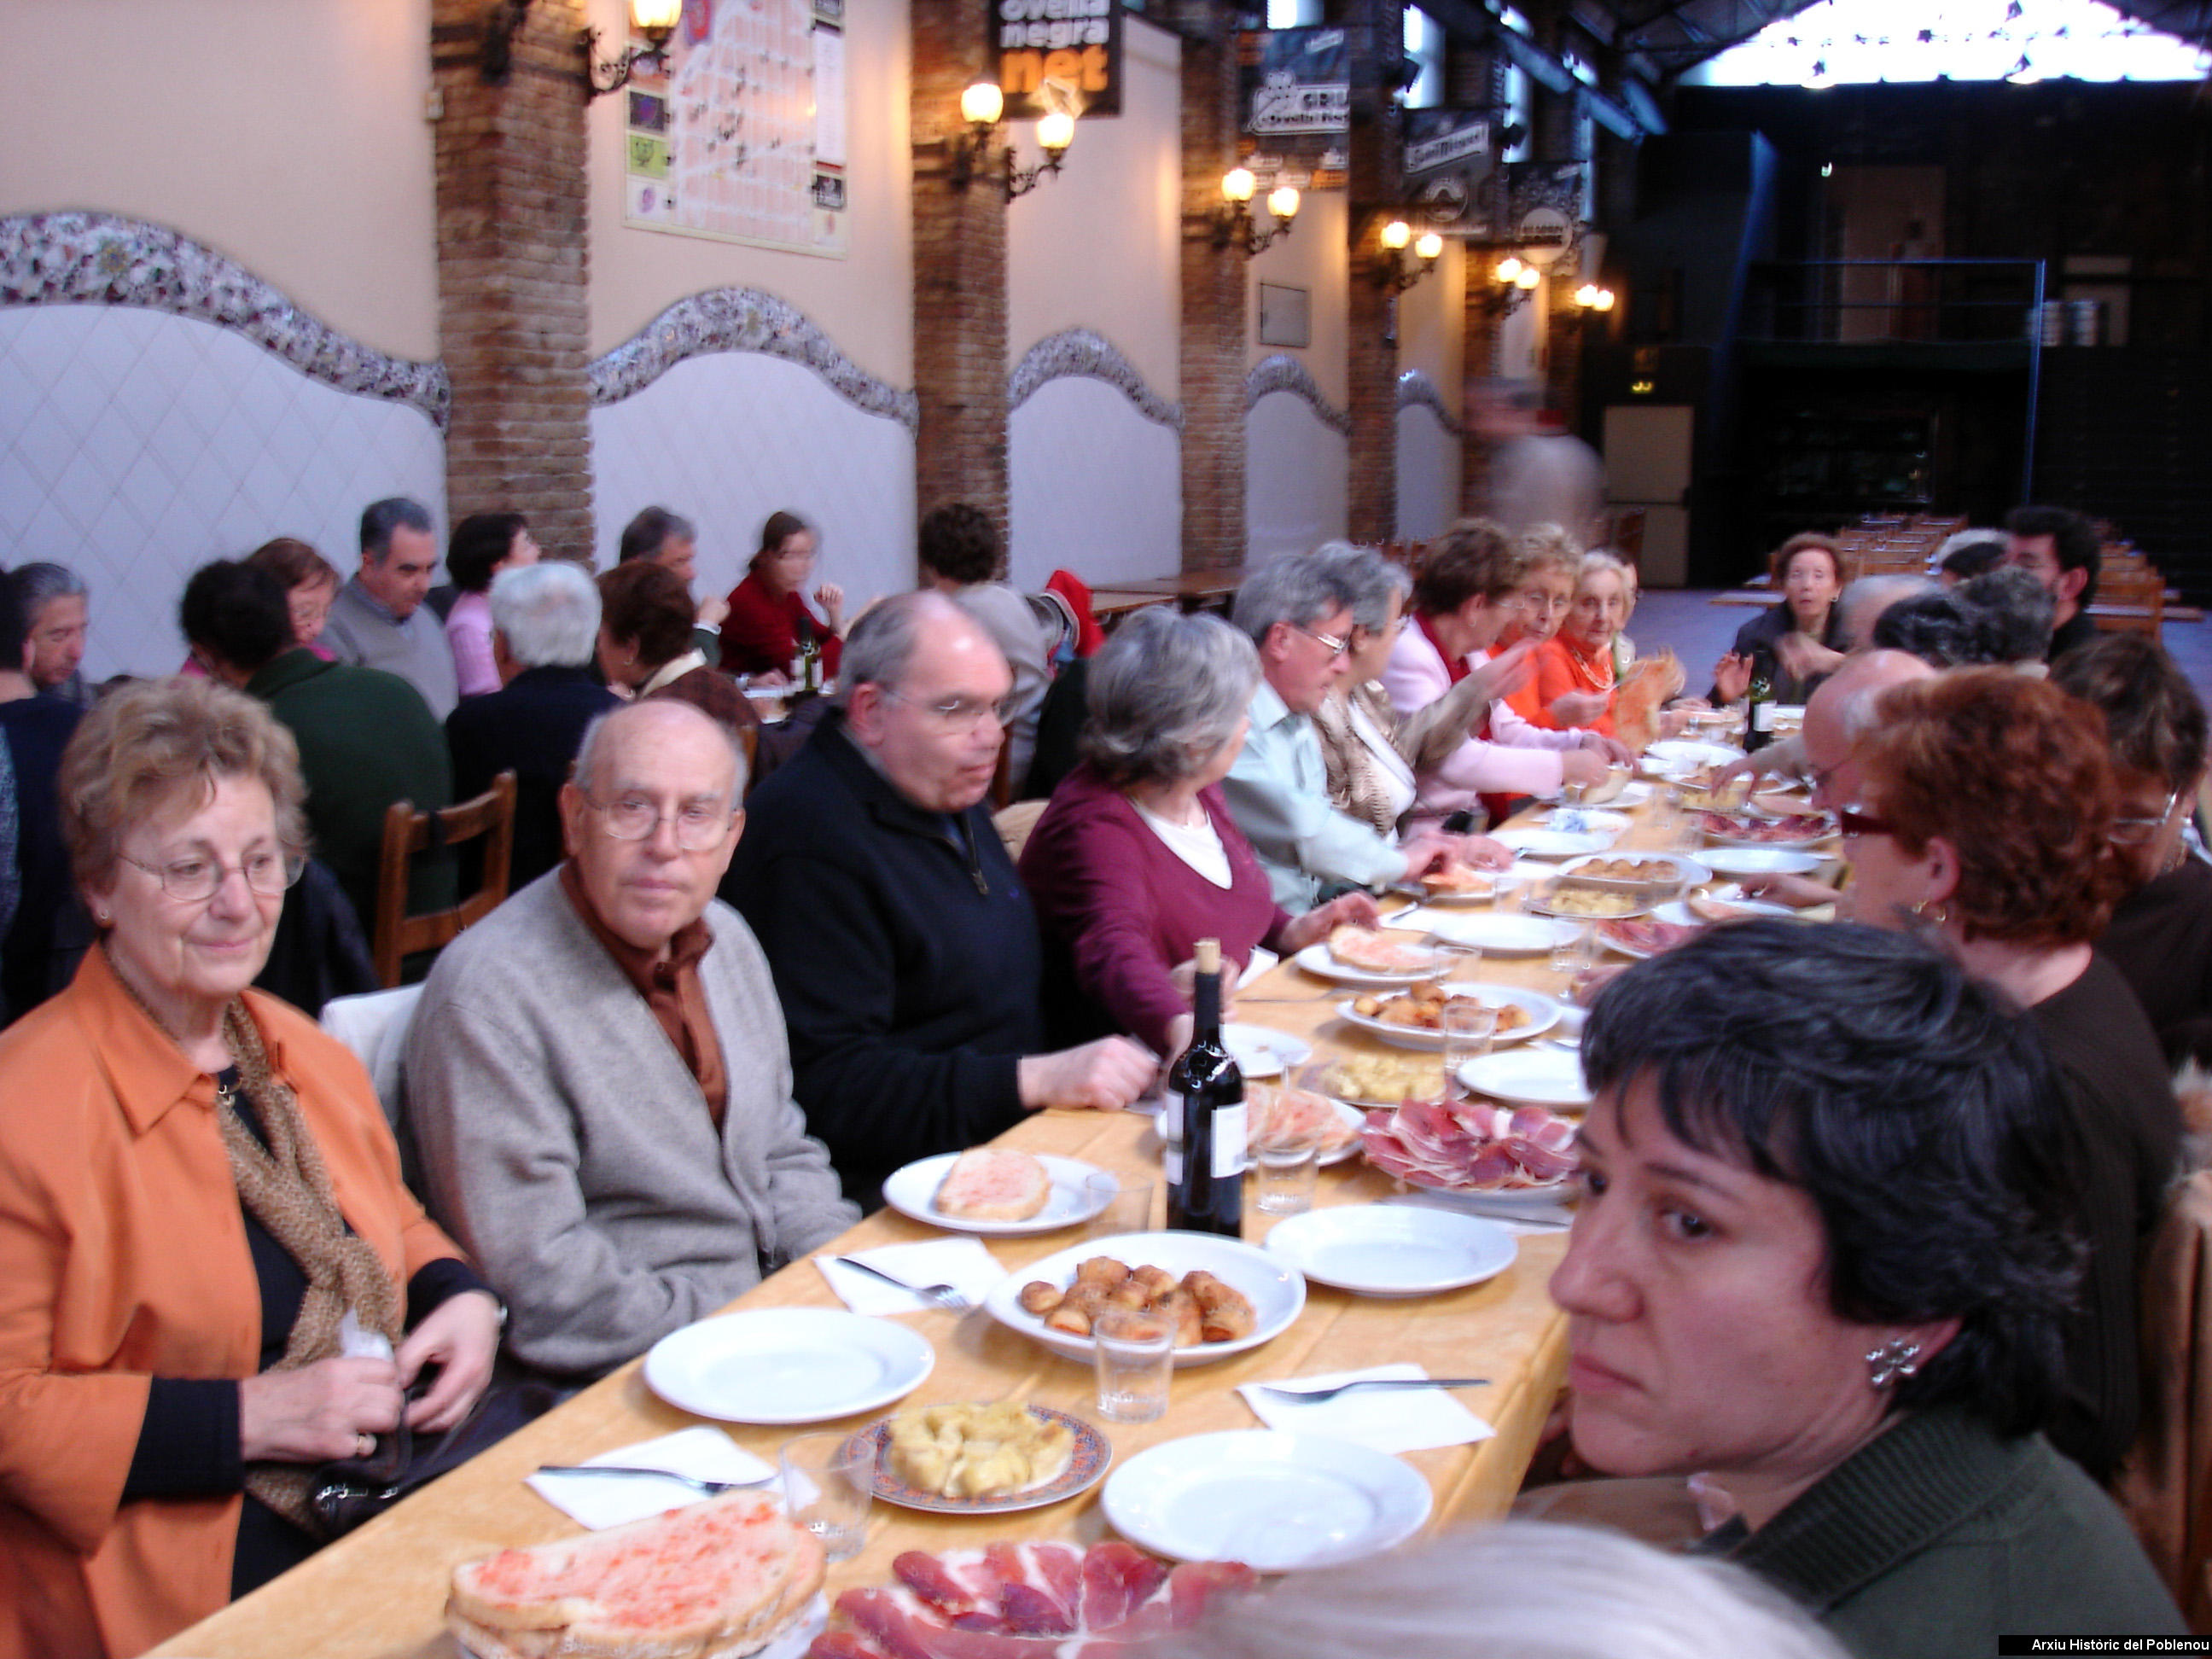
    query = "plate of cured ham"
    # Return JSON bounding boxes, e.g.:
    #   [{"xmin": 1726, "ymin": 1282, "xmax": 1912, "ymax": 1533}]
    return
[
  {"xmin": 802, "ymin": 1540, "xmax": 1256, "ymax": 1659},
  {"xmin": 1598, "ymin": 916, "xmax": 1703, "ymax": 959},
  {"xmin": 1697, "ymin": 811, "xmax": 1834, "ymax": 848},
  {"xmin": 1359, "ymin": 1097, "xmax": 1580, "ymax": 1202}
]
